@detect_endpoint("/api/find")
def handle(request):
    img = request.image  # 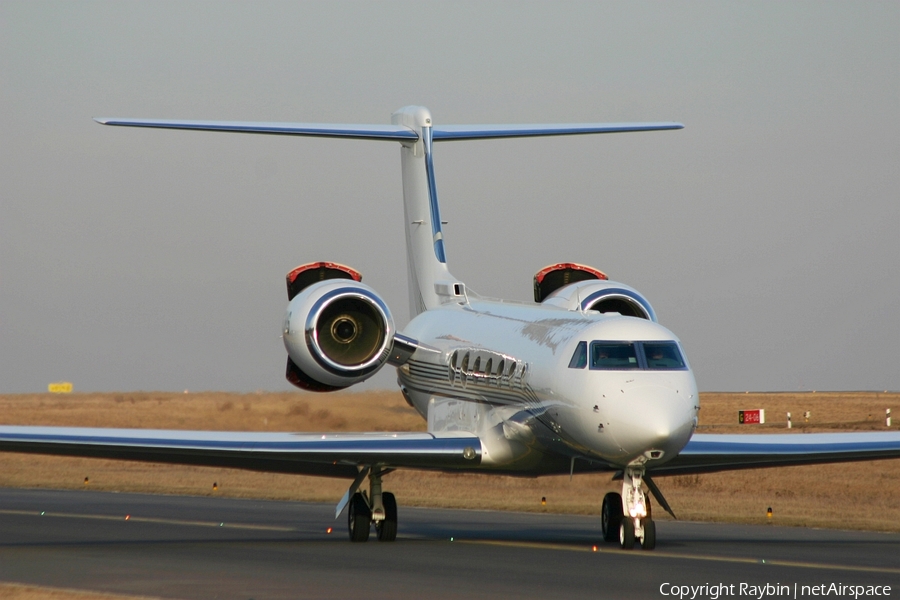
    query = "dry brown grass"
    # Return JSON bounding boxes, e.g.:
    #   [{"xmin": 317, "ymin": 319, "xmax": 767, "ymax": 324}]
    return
[
  {"xmin": 1, "ymin": 391, "xmax": 898, "ymax": 532},
  {"xmin": 698, "ymin": 391, "xmax": 898, "ymax": 433},
  {"xmin": 0, "ymin": 583, "xmax": 160, "ymax": 600}
]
